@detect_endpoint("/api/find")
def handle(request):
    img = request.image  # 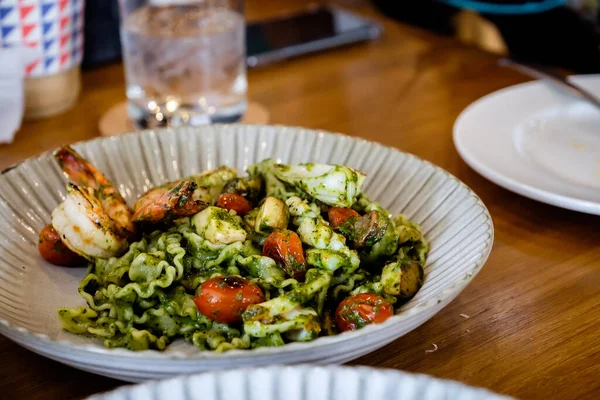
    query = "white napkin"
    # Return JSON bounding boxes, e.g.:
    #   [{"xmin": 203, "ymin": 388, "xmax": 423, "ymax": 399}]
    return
[{"xmin": 0, "ymin": 47, "xmax": 39, "ymax": 144}]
